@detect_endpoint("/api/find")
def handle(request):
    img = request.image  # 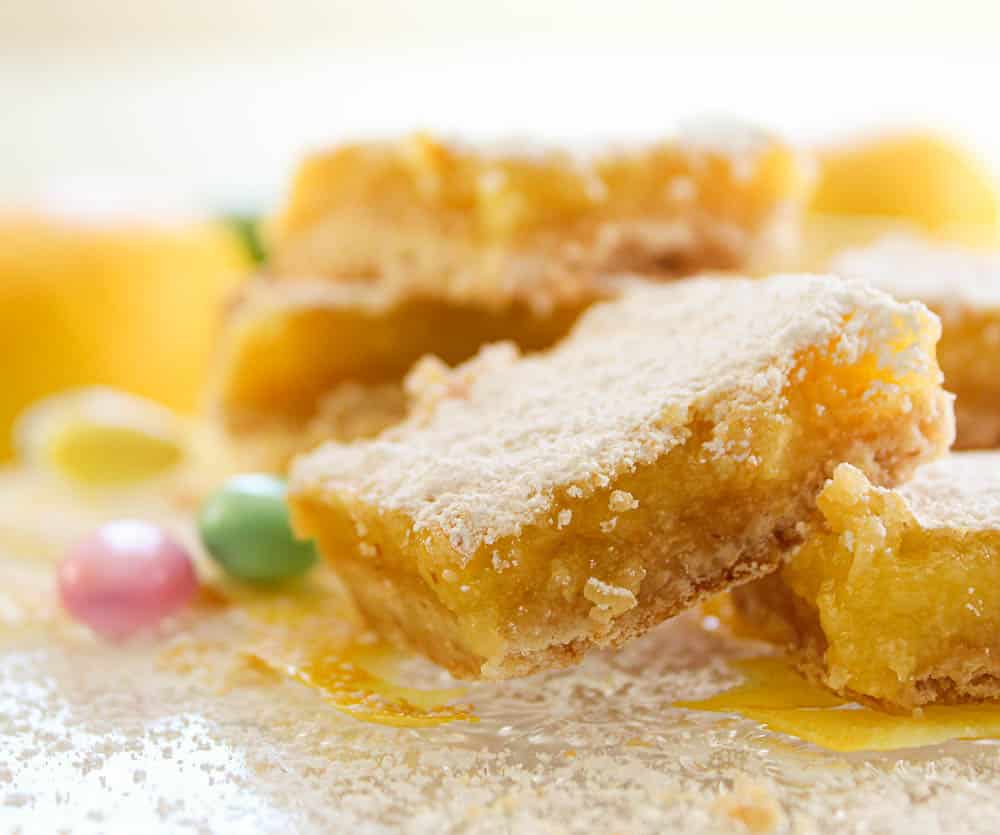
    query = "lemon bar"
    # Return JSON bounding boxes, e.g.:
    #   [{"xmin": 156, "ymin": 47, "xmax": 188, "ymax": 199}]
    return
[
  {"xmin": 269, "ymin": 129, "xmax": 812, "ymax": 292},
  {"xmin": 209, "ymin": 278, "xmax": 596, "ymax": 468},
  {"xmin": 733, "ymin": 454, "xmax": 1000, "ymax": 711},
  {"xmin": 289, "ymin": 276, "xmax": 952, "ymax": 679},
  {"xmin": 832, "ymin": 235, "xmax": 1000, "ymax": 449},
  {"xmin": 212, "ymin": 127, "xmax": 811, "ymax": 463}
]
